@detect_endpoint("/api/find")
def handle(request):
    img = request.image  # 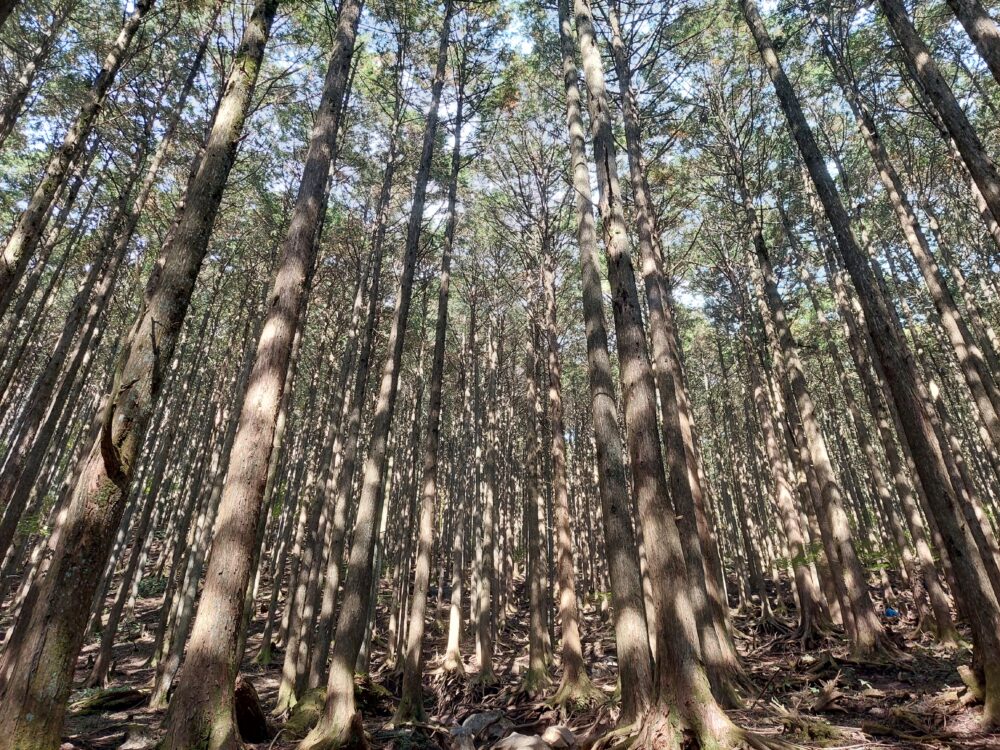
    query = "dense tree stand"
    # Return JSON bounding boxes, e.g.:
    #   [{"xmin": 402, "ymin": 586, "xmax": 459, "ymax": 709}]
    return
[{"xmin": 4, "ymin": 0, "xmax": 1000, "ymax": 746}]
